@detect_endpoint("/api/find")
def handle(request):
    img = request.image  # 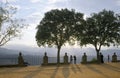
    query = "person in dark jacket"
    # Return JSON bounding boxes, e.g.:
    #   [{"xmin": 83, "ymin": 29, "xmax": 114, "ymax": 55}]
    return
[
  {"xmin": 74, "ymin": 55, "xmax": 76, "ymax": 64},
  {"xmin": 100, "ymin": 53, "xmax": 104, "ymax": 63},
  {"xmin": 70, "ymin": 55, "xmax": 73, "ymax": 63}
]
